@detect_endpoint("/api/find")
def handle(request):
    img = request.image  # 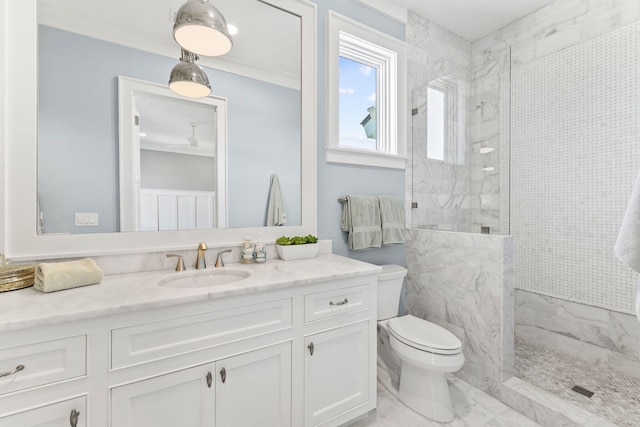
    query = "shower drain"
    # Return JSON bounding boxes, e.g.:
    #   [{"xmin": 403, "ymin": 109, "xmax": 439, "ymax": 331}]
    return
[{"xmin": 571, "ymin": 385, "xmax": 594, "ymax": 398}]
